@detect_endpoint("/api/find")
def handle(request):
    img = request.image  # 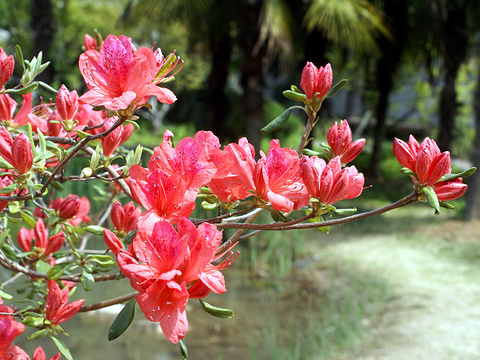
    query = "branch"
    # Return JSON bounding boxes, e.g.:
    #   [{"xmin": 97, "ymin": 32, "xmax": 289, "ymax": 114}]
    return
[{"xmin": 79, "ymin": 291, "xmax": 138, "ymax": 313}]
